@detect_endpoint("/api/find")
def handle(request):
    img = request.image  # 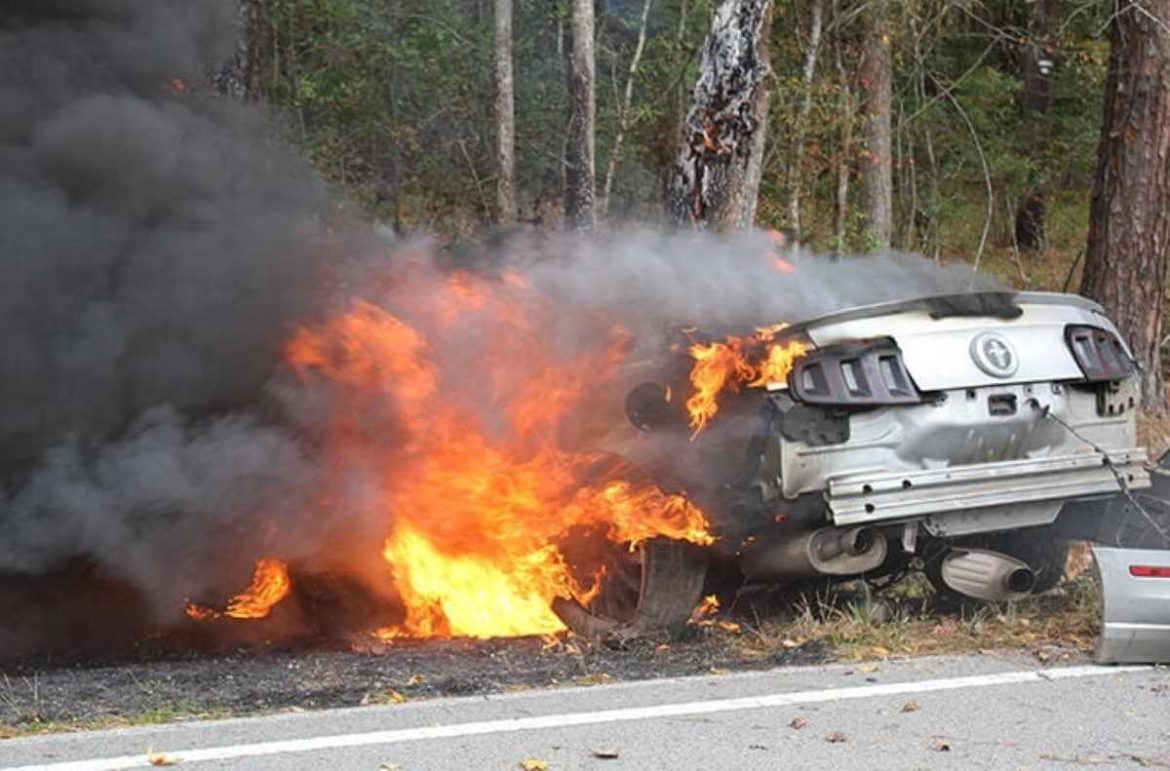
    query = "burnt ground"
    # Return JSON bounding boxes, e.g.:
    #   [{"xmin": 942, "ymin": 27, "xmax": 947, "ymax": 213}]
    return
[
  {"xmin": 0, "ymin": 629, "xmax": 829, "ymax": 736},
  {"xmin": 0, "ymin": 574, "xmax": 1101, "ymax": 738}
]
